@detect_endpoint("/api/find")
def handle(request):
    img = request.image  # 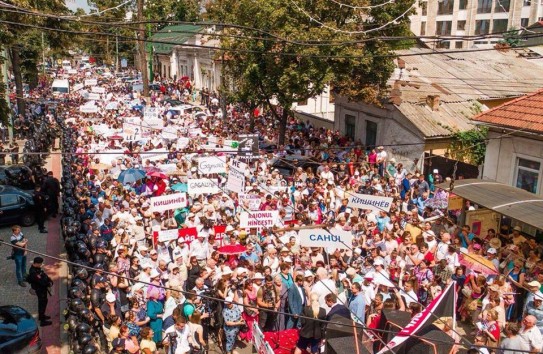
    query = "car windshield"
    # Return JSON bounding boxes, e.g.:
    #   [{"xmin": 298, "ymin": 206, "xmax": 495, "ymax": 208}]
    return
[{"xmin": 0, "ymin": 310, "xmax": 18, "ymax": 331}]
